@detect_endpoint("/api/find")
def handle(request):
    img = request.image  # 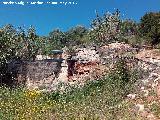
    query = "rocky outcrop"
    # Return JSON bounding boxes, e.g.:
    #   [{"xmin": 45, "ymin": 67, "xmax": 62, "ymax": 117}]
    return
[
  {"xmin": 99, "ymin": 42, "xmax": 138, "ymax": 66},
  {"xmin": 67, "ymin": 46, "xmax": 108, "ymax": 82},
  {"xmin": 75, "ymin": 46, "xmax": 100, "ymax": 63}
]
